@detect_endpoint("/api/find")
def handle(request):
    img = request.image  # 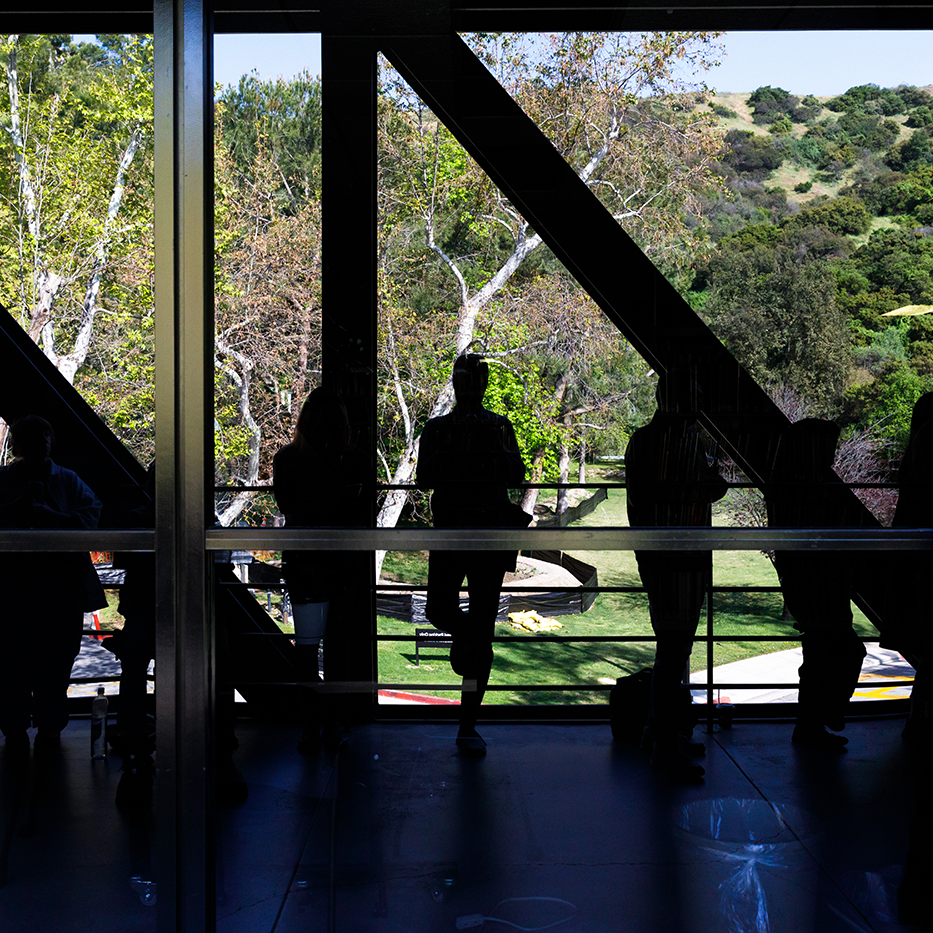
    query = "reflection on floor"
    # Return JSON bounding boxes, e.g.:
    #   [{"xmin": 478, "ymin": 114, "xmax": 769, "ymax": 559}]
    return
[{"xmin": 0, "ymin": 715, "xmax": 927, "ymax": 932}]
